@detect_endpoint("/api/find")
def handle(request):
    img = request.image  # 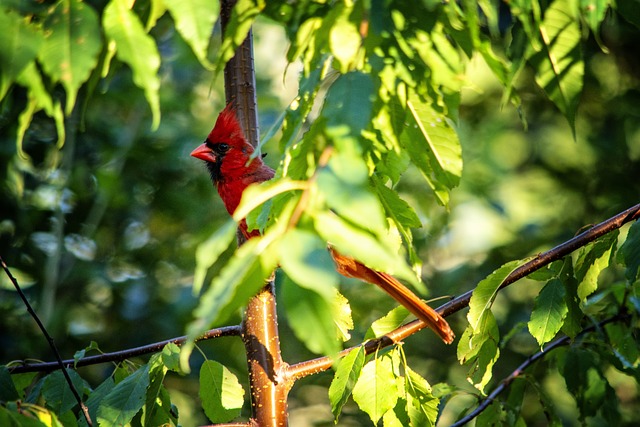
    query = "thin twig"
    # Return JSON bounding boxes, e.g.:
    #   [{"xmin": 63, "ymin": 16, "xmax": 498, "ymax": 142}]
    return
[
  {"xmin": 1, "ymin": 256, "xmax": 93, "ymax": 426},
  {"xmin": 286, "ymin": 202, "xmax": 640, "ymax": 381},
  {"xmin": 8, "ymin": 325, "xmax": 242, "ymax": 374},
  {"xmin": 450, "ymin": 313, "xmax": 627, "ymax": 427}
]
